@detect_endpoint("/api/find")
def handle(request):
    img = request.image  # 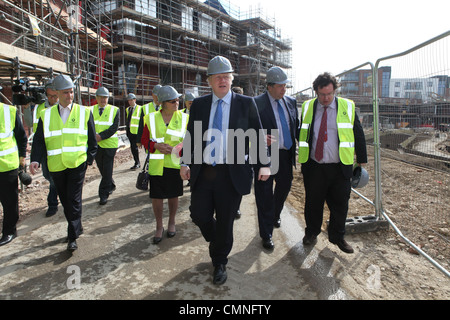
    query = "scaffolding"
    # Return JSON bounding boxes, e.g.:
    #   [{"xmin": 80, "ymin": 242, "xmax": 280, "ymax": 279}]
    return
[
  {"xmin": 0, "ymin": 0, "xmax": 113, "ymax": 103},
  {"xmin": 98, "ymin": 0, "xmax": 292, "ymax": 101},
  {"xmin": 0, "ymin": 0, "xmax": 292, "ymax": 127}
]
